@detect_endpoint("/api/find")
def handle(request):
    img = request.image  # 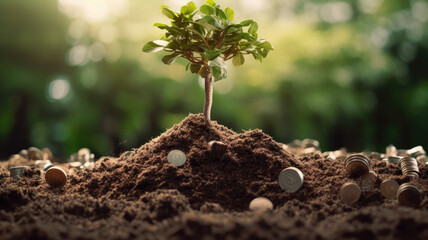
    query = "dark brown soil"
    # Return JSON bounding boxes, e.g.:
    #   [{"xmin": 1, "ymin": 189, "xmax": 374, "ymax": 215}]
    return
[{"xmin": 1, "ymin": 113, "xmax": 427, "ymax": 240}]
